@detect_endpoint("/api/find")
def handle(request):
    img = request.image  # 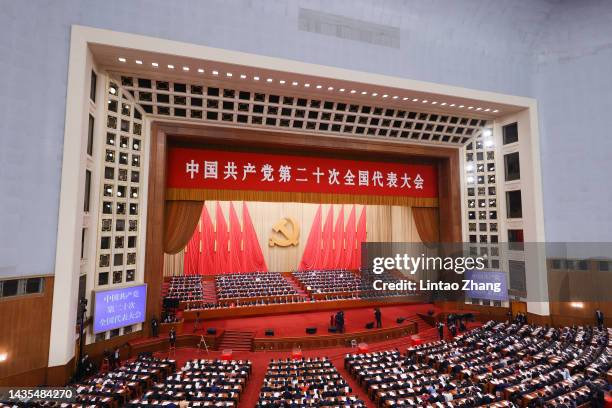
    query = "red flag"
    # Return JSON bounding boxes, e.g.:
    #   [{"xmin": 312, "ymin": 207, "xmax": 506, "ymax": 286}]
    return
[
  {"xmin": 228, "ymin": 203, "xmax": 243, "ymax": 273},
  {"xmin": 318, "ymin": 205, "xmax": 335, "ymax": 269},
  {"xmin": 354, "ymin": 206, "xmax": 367, "ymax": 270},
  {"xmin": 214, "ymin": 202, "xmax": 229, "ymax": 274},
  {"xmin": 332, "ymin": 206, "xmax": 345, "ymax": 269},
  {"xmin": 343, "ymin": 205, "xmax": 356, "ymax": 270},
  {"xmin": 242, "ymin": 202, "xmax": 267, "ymax": 272},
  {"xmin": 199, "ymin": 205, "xmax": 215, "ymax": 275},
  {"xmin": 298, "ymin": 205, "xmax": 322, "ymax": 270}
]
